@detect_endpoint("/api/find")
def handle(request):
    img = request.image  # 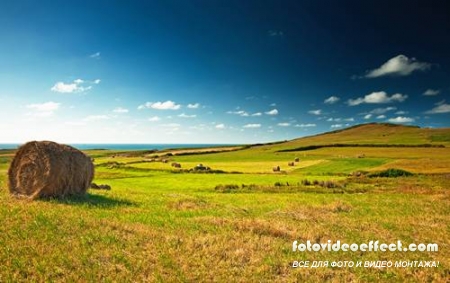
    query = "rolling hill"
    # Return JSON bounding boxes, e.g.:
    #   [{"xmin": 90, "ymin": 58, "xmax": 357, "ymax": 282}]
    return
[{"xmin": 256, "ymin": 123, "xmax": 450, "ymax": 152}]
